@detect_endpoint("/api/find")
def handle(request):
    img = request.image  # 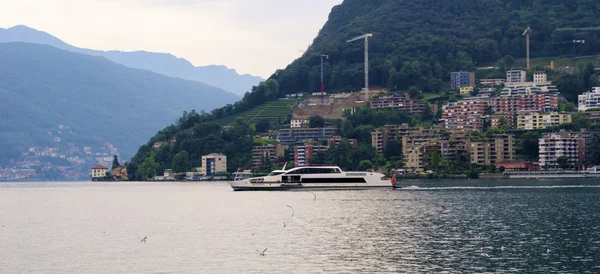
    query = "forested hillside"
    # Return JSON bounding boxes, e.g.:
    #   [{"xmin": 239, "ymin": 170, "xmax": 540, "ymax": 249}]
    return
[
  {"xmin": 0, "ymin": 43, "xmax": 238, "ymax": 162},
  {"xmin": 272, "ymin": 0, "xmax": 600, "ymax": 94}
]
